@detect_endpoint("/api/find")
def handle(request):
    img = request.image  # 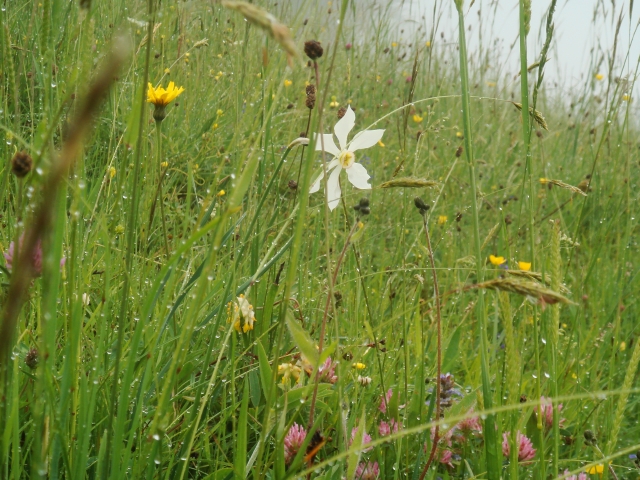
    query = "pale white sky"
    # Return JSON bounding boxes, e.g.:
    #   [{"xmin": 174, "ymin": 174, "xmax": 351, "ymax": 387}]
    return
[{"xmin": 390, "ymin": 0, "xmax": 640, "ymax": 93}]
